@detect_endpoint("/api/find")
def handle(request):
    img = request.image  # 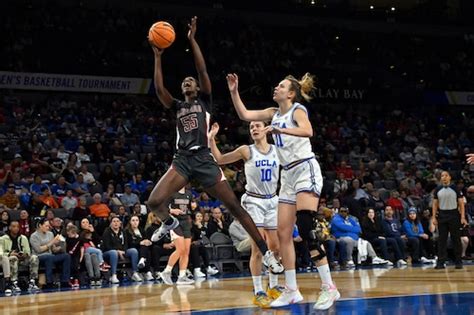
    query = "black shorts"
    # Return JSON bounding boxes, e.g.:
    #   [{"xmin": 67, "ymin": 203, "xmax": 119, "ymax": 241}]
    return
[
  {"xmin": 172, "ymin": 148, "xmax": 225, "ymax": 188},
  {"xmin": 173, "ymin": 217, "xmax": 192, "ymax": 239}
]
